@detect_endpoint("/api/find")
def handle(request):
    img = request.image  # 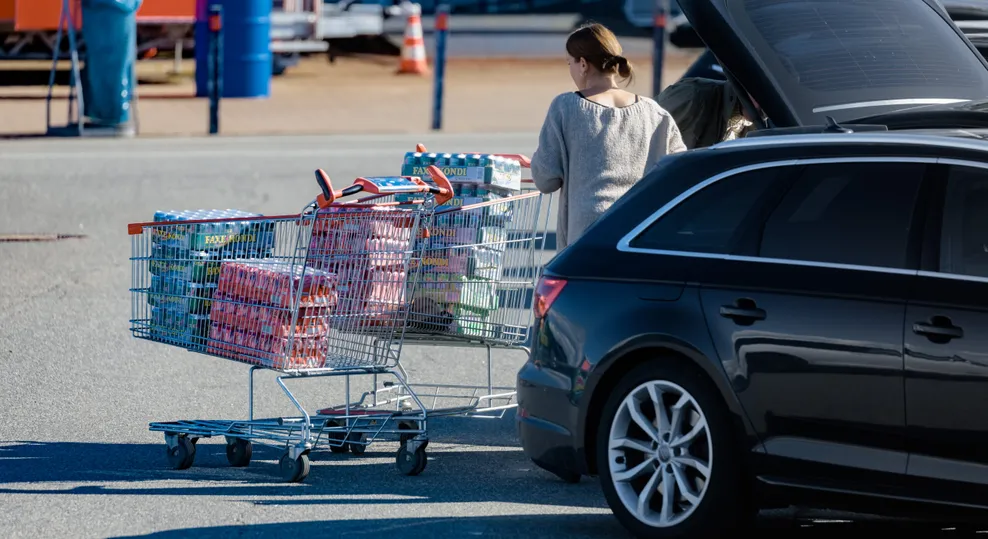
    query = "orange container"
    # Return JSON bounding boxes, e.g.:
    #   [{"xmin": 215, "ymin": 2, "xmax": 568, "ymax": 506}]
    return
[
  {"xmin": 1, "ymin": 0, "xmax": 15, "ymax": 23},
  {"xmin": 136, "ymin": 0, "xmax": 195, "ymax": 24},
  {"xmin": 12, "ymin": 0, "xmax": 77, "ymax": 31},
  {"xmin": 4, "ymin": 0, "xmax": 194, "ymax": 31}
]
